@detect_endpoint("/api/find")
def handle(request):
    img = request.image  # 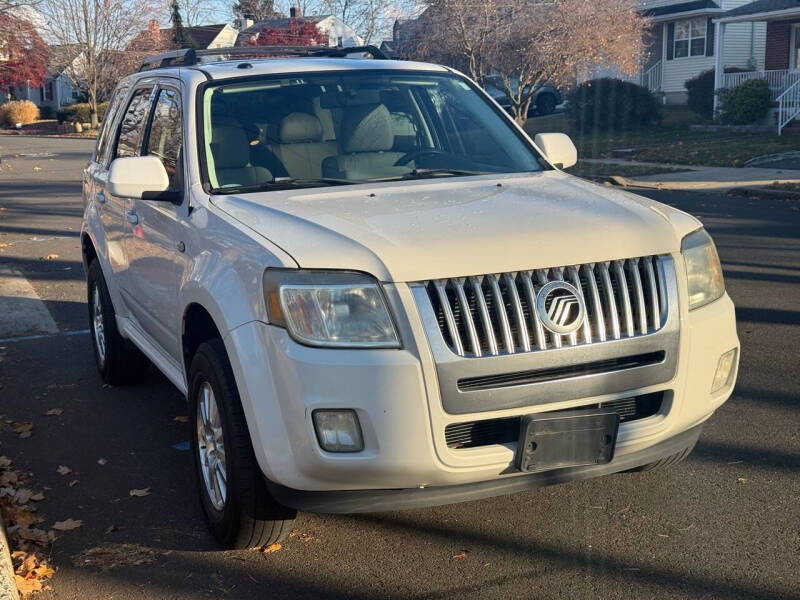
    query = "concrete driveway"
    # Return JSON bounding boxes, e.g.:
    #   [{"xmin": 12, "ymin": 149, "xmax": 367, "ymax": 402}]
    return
[{"xmin": 0, "ymin": 136, "xmax": 798, "ymax": 599}]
